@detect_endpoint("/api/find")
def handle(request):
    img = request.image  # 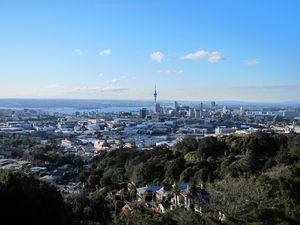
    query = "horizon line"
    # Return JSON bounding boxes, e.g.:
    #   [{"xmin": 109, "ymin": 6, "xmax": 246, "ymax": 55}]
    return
[{"xmin": 0, "ymin": 97, "xmax": 300, "ymax": 104}]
